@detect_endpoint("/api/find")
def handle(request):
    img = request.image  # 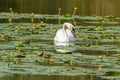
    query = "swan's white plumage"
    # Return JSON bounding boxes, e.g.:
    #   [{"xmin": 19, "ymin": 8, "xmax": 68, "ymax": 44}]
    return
[{"xmin": 54, "ymin": 22, "xmax": 75, "ymax": 46}]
